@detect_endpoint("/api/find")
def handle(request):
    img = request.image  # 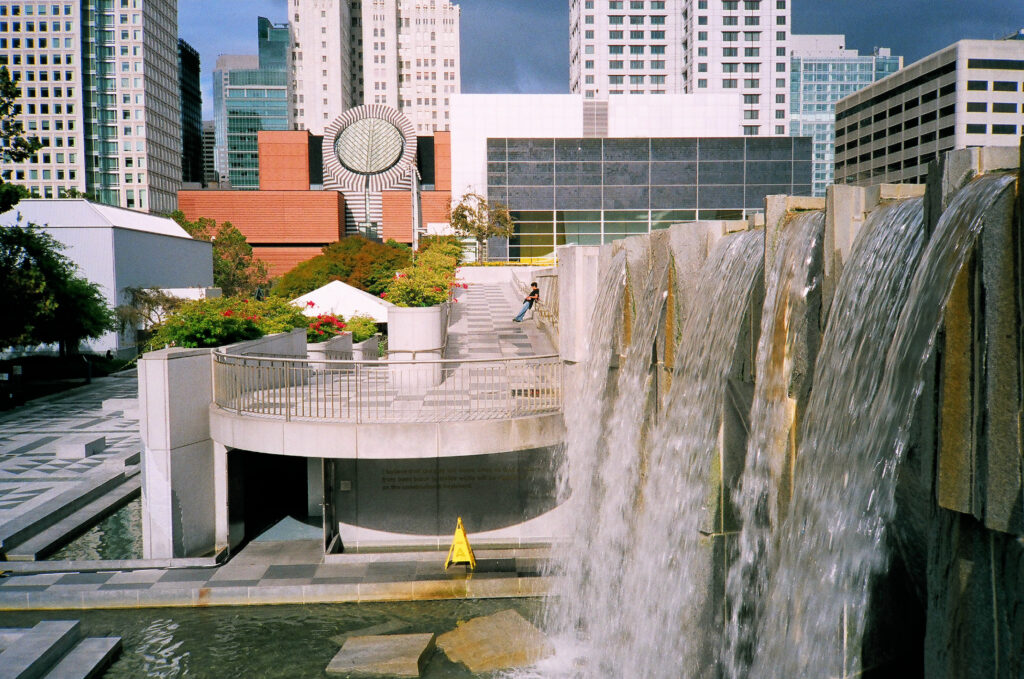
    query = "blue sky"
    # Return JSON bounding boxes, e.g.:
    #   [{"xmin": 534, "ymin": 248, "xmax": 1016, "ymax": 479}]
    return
[{"xmin": 179, "ymin": 0, "xmax": 1024, "ymax": 119}]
